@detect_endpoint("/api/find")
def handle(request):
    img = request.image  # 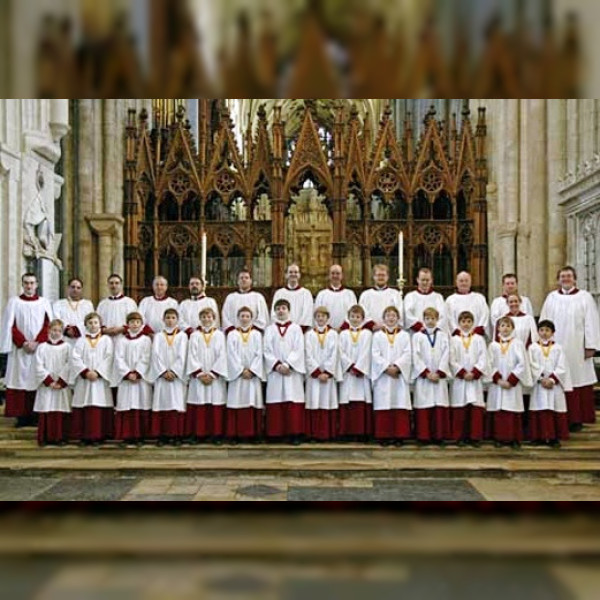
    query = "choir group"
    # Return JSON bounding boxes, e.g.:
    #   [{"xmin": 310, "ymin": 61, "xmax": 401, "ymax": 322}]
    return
[{"xmin": 1, "ymin": 263, "xmax": 598, "ymax": 450}]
